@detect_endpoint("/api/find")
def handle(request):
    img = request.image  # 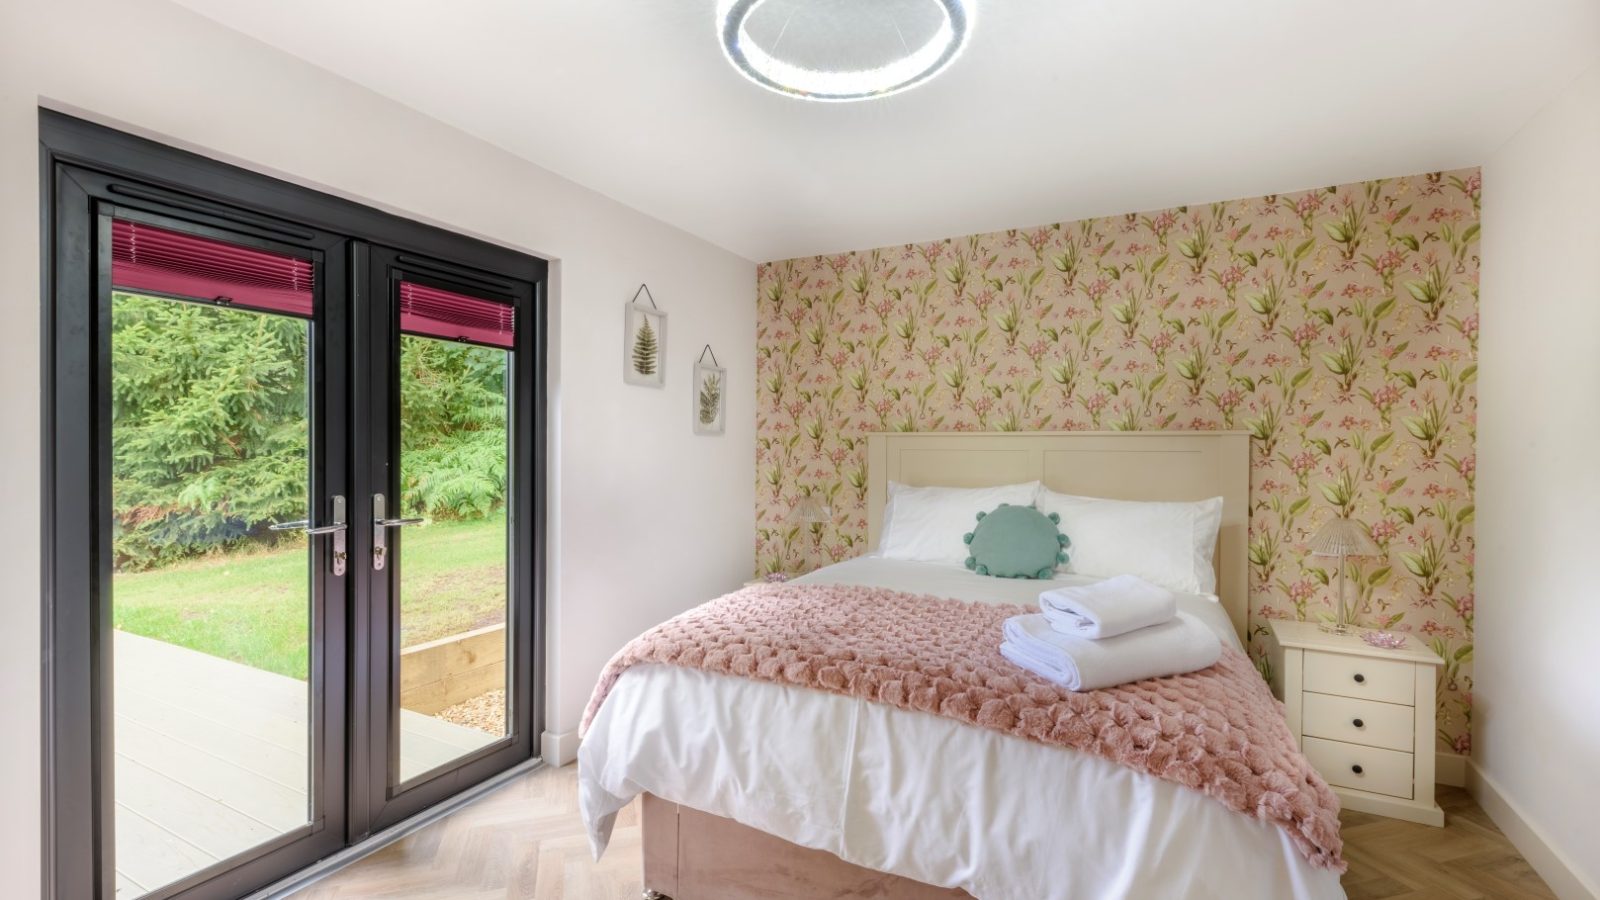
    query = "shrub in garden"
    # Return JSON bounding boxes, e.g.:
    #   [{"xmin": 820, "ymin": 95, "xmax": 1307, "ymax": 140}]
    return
[{"xmin": 111, "ymin": 292, "xmax": 509, "ymax": 571}]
